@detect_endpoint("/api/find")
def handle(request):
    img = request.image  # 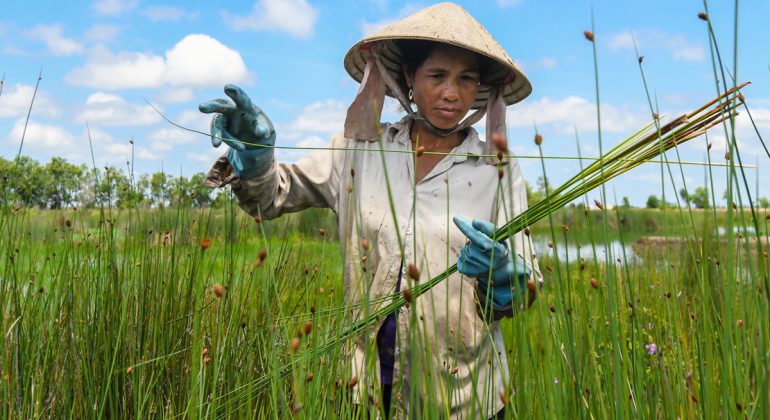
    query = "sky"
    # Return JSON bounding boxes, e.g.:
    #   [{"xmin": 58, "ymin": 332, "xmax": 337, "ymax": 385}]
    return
[{"xmin": 1, "ymin": 0, "xmax": 769, "ymax": 207}]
